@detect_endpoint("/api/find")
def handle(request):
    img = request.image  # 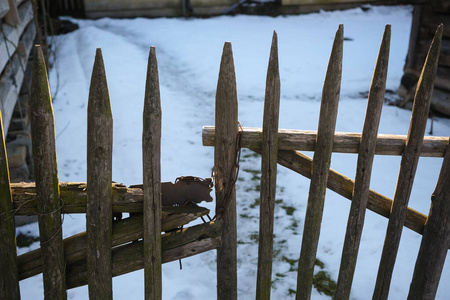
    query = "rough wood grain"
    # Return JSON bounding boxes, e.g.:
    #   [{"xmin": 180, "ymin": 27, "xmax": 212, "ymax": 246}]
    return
[
  {"xmin": 256, "ymin": 31, "xmax": 280, "ymax": 300},
  {"xmin": 86, "ymin": 48, "xmax": 113, "ymax": 299},
  {"xmin": 30, "ymin": 45, "xmax": 66, "ymax": 300},
  {"xmin": 407, "ymin": 142, "xmax": 450, "ymax": 299},
  {"xmin": 296, "ymin": 24, "xmax": 343, "ymax": 300},
  {"xmin": 17, "ymin": 208, "xmax": 209, "ymax": 280},
  {"xmin": 202, "ymin": 126, "xmax": 449, "ymax": 157},
  {"xmin": 373, "ymin": 24, "xmax": 442, "ymax": 300},
  {"xmin": 143, "ymin": 46, "xmax": 162, "ymax": 300},
  {"xmin": 335, "ymin": 25, "xmax": 391, "ymax": 300},
  {"xmin": 214, "ymin": 41, "xmax": 238, "ymax": 300},
  {"xmin": 0, "ymin": 102, "xmax": 20, "ymax": 299}
]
